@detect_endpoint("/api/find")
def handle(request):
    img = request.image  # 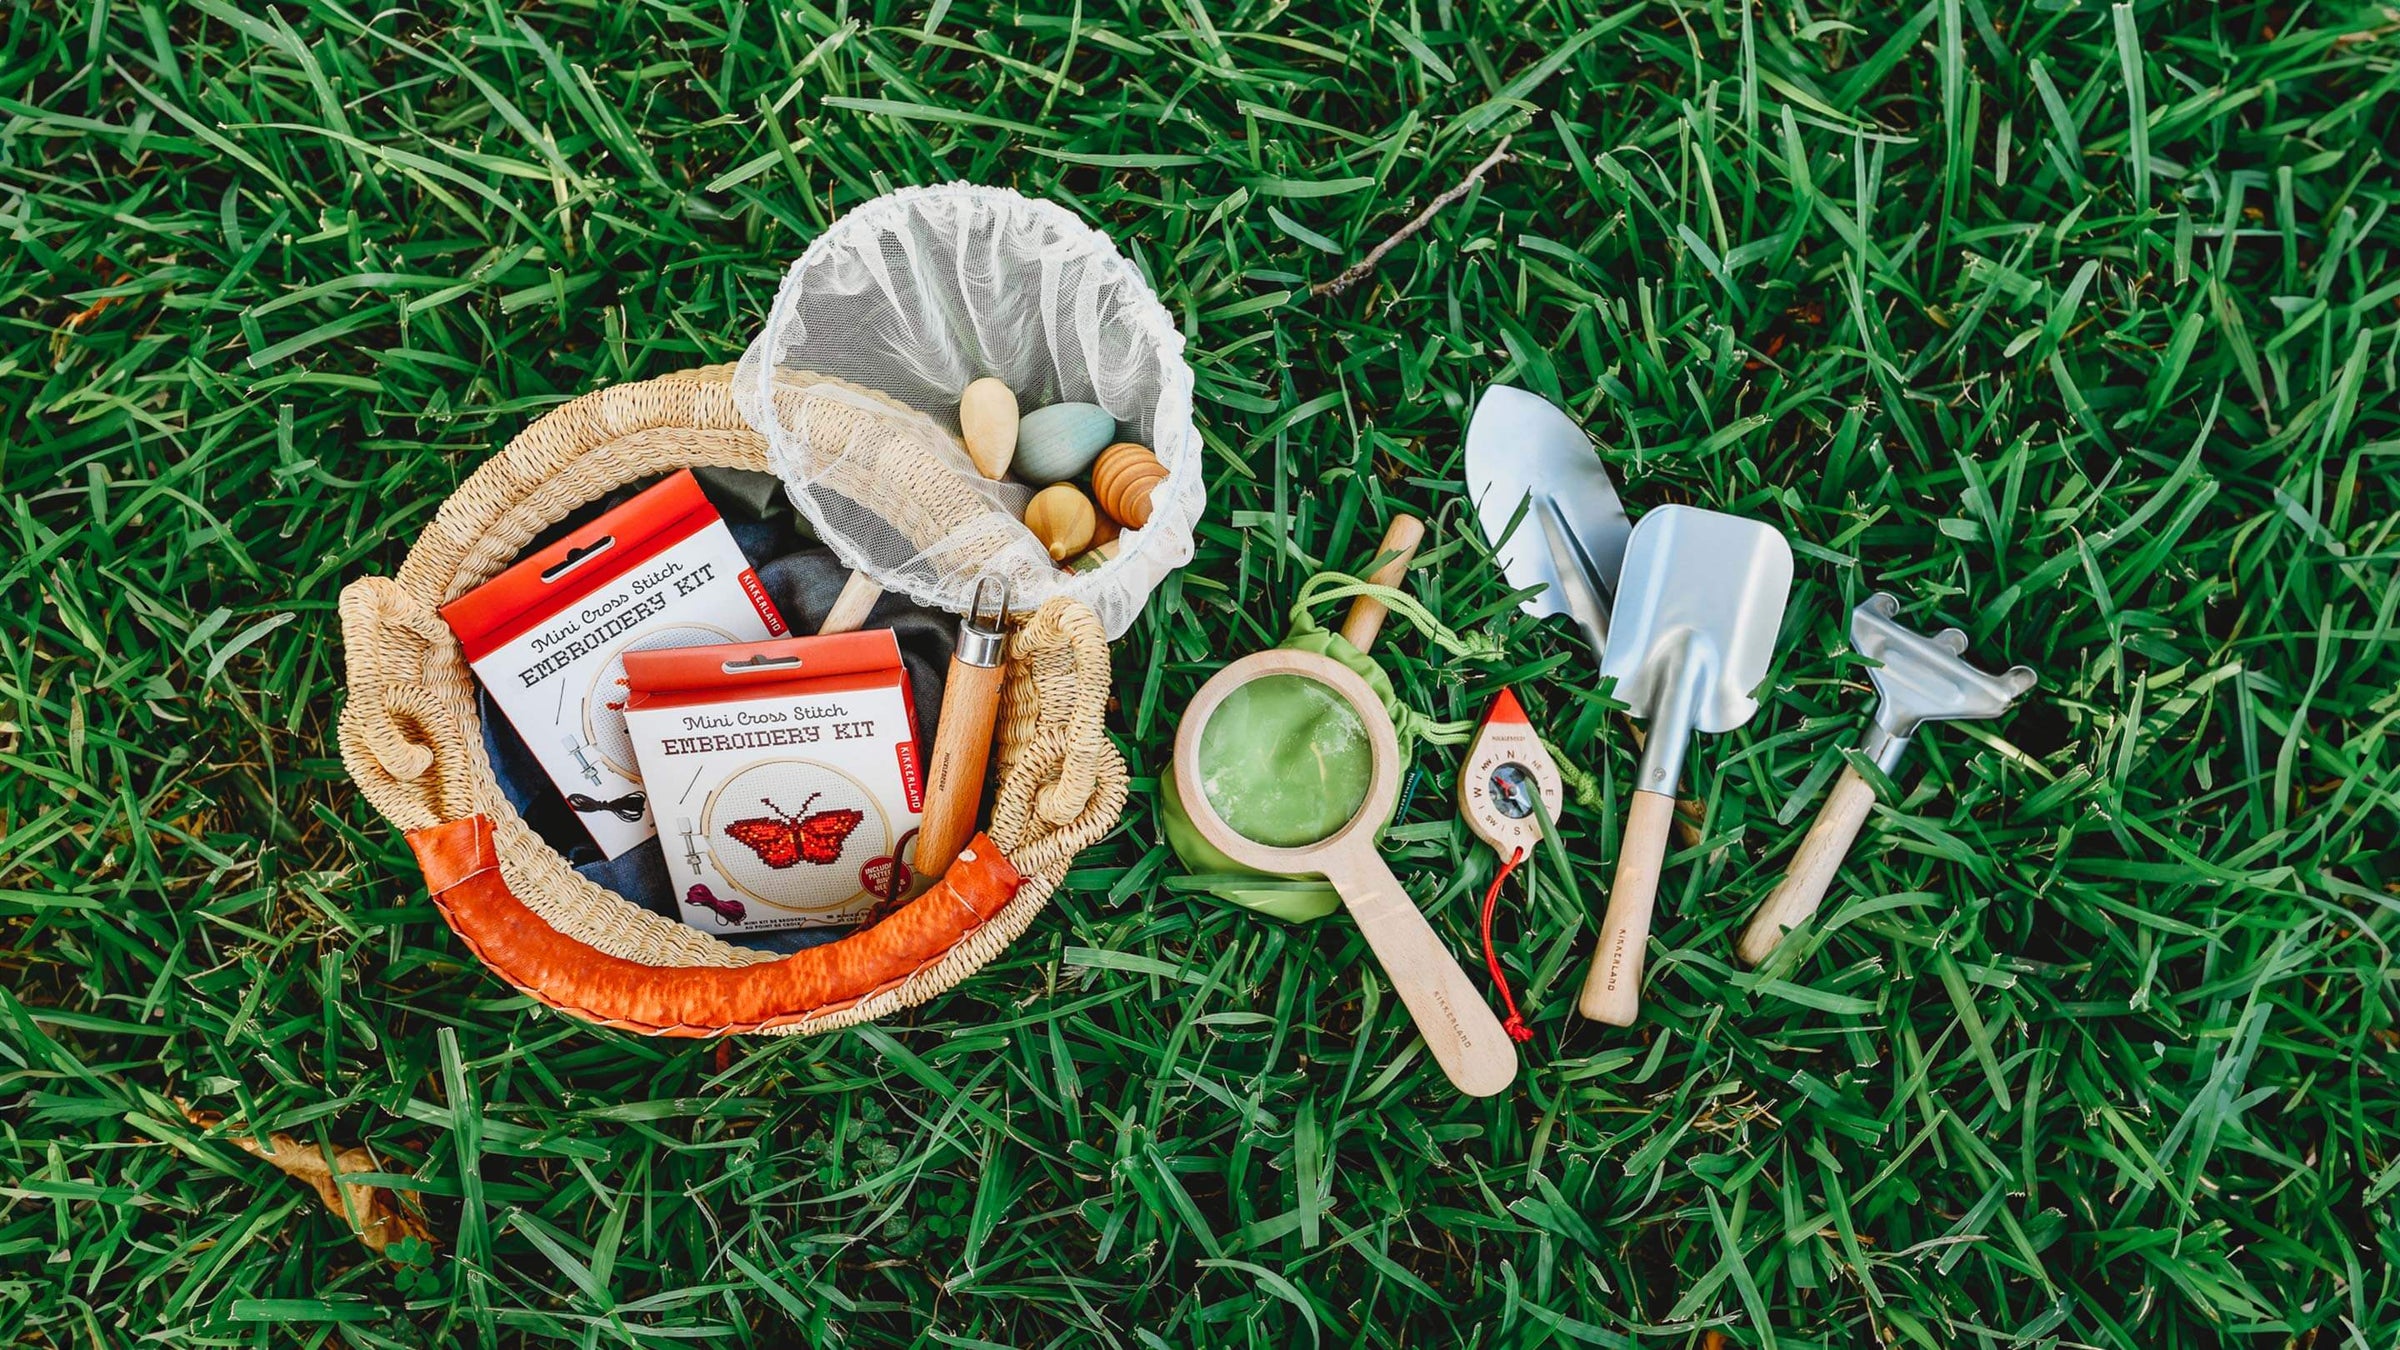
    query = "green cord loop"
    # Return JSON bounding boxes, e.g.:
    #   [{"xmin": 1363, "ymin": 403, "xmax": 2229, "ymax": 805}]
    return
[
  {"xmin": 1288, "ymin": 571, "xmax": 1511, "ymax": 663},
  {"xmin": 1543, "ymin": 737, "xmax": 1610, "ymax": 812}
]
